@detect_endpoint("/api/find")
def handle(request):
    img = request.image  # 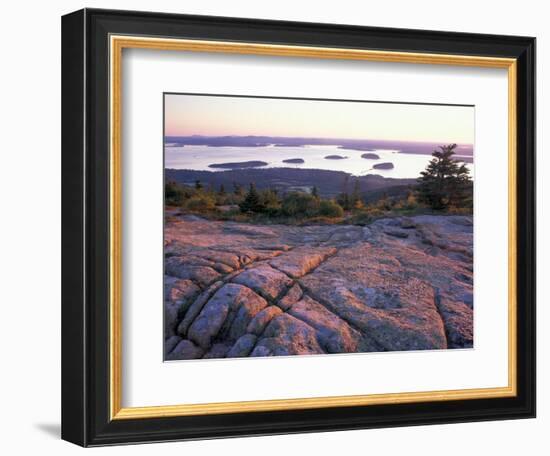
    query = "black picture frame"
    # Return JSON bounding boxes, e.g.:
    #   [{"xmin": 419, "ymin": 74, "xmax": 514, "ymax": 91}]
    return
[{"xmin": 62, "ymin": 8, "xmax": 536, "ymax": 447}]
